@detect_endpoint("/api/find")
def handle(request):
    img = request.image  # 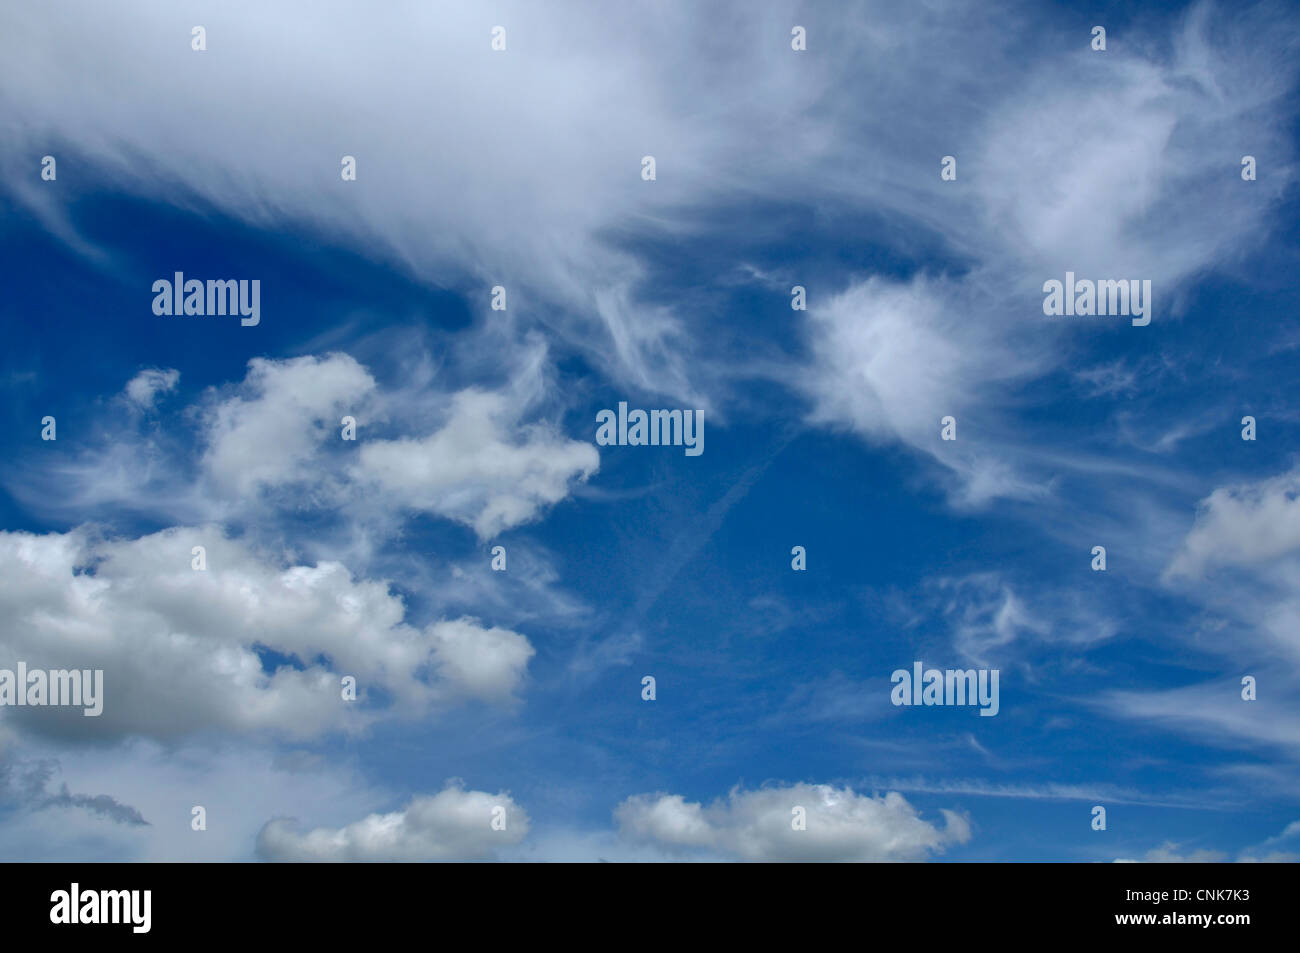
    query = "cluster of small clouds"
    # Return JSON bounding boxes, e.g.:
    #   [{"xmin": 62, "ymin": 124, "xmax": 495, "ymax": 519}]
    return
[
  {"xmin": 1115, "ymin": 820, "xmax": 1300, "ymax": 863},
  {"xmin": 0, "ymin": 339, "xmax": 599, "ymax": 859},
  {"xmin": 0, "ymin": 336, "xmax": 607, "ymax": 859},
  {"xmin": 183, "ymin": 352, "xmax": 596, "ymax": 539},
  {"xmin": 123, "ymin": 367, "xmax": 179, "ymax": 410},
  {"xmin": 2, "ymin": 738, "xmax": 974, "ymax": 862},
  {"xmin": 254, "ymin": 781, "xmax": 972, "ymax": 863},
  {"xmin": 357, "ymin": 386, "xmax": 598, "ymax": 538},
  {"xmin": 0, "ymin": 525, "xmax": 533, "ymax": 743}
]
